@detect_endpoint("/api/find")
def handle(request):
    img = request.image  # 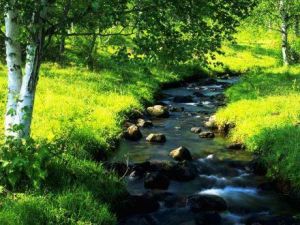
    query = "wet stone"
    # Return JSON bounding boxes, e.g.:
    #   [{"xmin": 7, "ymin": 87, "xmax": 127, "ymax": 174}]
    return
[
  {"xmin": 167, "ymin": 161, "xmax": 198, "ymax": 182},
  {"xmin": 119, "ymin": 194, "xmax": 160, "ymax": 217},
  {"xmin": 130, "ymin": 161, "xmax": 152, "ymax": 178},
  {"xmin": 199, "ymin": 131, "xmax": 215, "ymax": 138},
  {"xmin": 227, "ymin": 142, "xmax": 245, "ymax": 150},
  {"xmin": 169, "ymin": 106, "xmax": 185, "ymax": 112},
  {"xmin": 188, "ymin": 194, "xmax": 228, "ymax": 212},
  {"xmin": 147, "ymin": 105, "xmax": 169, "ymax": 118},
  {"xmin": 137, "ymin": 118, "xmax": 153, "ymax": 128},
  {"xmin": 204, "ymin": 115, "xmax": 217, "ymax": 129},
  {"xmin": 144, "ymin": 172, "xmax": 170, "ymax": 190},
  {"xmin": 169, "ymin": 146, "xmax": 193, "ymax": 161},
  {"xmin": 124, "ymin": 125, "xmax": 143, "ymax": 141},
  {"xmin": 191, "ymin": 127, "xmax": 202, "ymax": 133},
  {"xmin": 146, "ymin": 133, "xmax": 167, "ymax": 143}
]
